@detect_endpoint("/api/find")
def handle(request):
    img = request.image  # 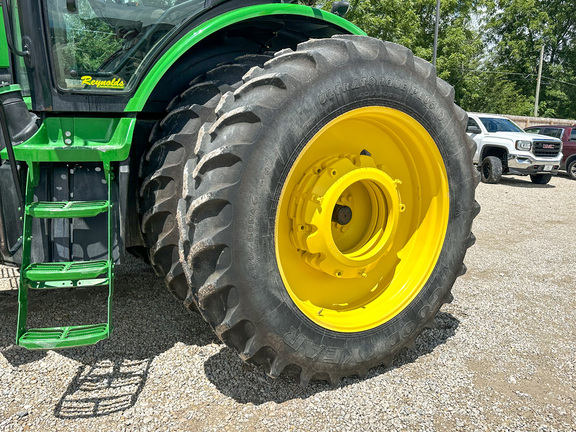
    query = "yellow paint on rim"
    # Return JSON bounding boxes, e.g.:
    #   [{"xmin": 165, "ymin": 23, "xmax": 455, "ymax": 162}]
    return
[{"xmin": 275, "ymin": 107, "xmax": 449, "ymax": 332}]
